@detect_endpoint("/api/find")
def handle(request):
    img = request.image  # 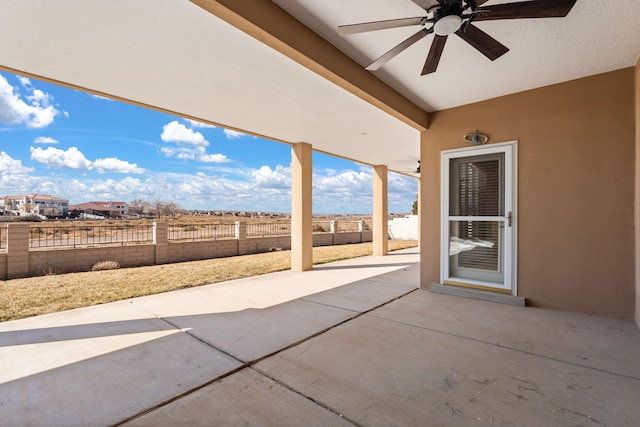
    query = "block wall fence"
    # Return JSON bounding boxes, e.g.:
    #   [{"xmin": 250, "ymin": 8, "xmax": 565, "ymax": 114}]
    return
[{"xmin": 0, "ymin": 221, "xmax": 374, "ymax": 279}]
